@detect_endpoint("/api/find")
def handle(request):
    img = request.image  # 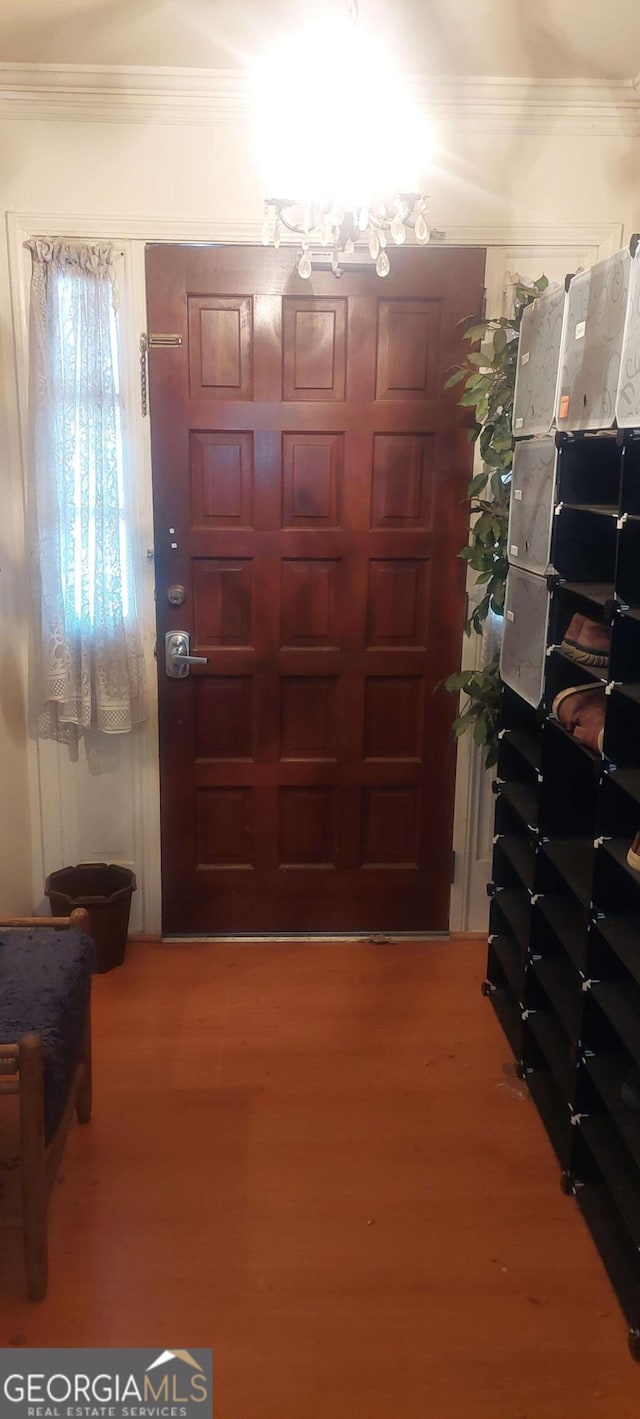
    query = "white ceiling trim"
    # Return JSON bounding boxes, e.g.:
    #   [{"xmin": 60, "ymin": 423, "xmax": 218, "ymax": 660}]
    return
[
  {"xmin": 0, "ymin": 63, "xmax": 638, "ymax": 135},
  {"xmin": 6, "ymin": 211, "xmax": 625, "ymax": 259}
]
